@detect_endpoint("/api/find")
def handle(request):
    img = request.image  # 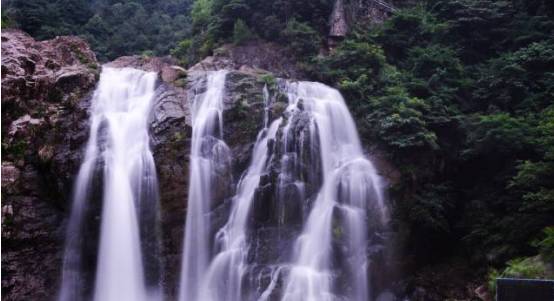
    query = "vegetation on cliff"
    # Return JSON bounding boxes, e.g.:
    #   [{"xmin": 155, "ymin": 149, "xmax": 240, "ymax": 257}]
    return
[{"xmin": 310, "ymin": 0, "xmax": 554, "ymax": 286}]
